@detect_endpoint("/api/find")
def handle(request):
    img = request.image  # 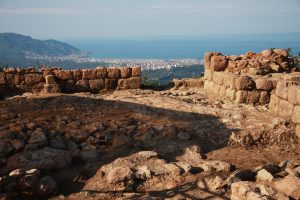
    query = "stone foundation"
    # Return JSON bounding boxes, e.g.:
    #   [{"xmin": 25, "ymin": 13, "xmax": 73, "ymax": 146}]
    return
[
  {"xmin": 203, "ymin": 49, "xmax": 297, "ymax": 105},
  {"xmin": 0, "ymin": 66, "xmax": 141, "ymax": 99},
  {"xmin": 269, "ymin": 73, "xmax": 300, "ymax": 138}
]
